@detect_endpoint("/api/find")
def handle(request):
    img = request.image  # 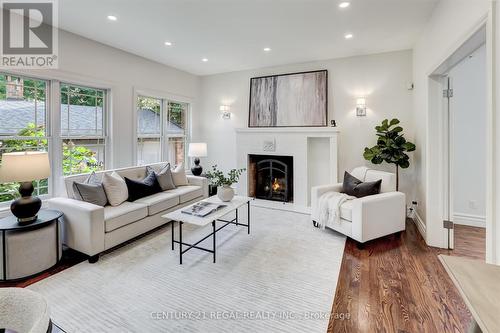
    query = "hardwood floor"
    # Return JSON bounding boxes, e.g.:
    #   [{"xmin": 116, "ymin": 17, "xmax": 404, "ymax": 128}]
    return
[{"xmin": 328, "ymin": 219, "xmax": 485, "ymax": 333}]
